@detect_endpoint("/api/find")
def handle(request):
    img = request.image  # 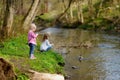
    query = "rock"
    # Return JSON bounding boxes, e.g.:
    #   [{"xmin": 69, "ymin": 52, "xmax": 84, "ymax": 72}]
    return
[
  {"xmin": 0, "ymin": 58, "xmax": 16, "ymax": 80},
  {"xmin": 29, "ymin": 70, "xmax": 64, "ymax": 80},
  {"xmin": 64, "ymin": 75, "xmax": 71, "ymax": 80},
  {"xmin": 71, "ymin": 66, "xmax": 78, "ymax": 69}
]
